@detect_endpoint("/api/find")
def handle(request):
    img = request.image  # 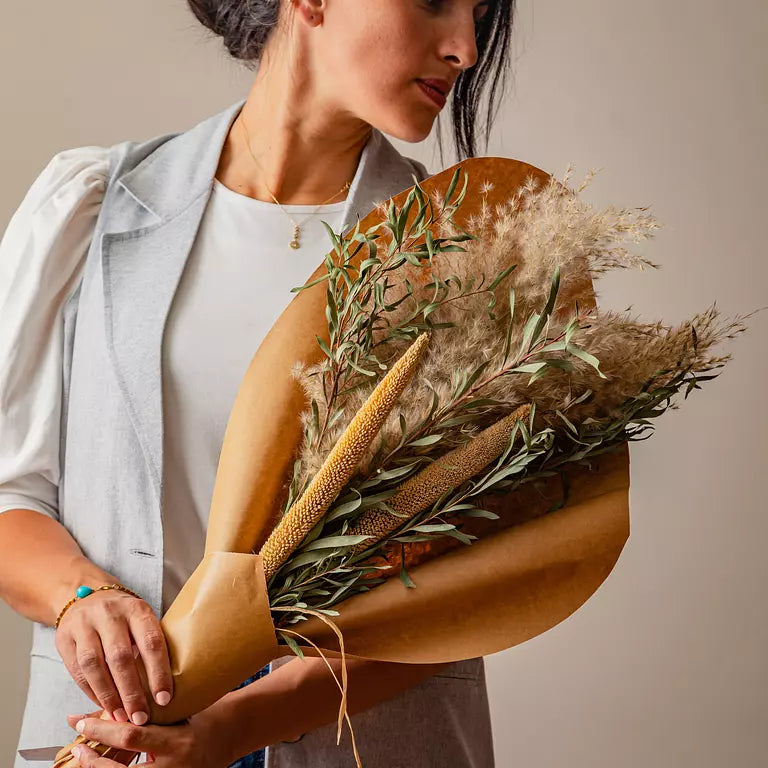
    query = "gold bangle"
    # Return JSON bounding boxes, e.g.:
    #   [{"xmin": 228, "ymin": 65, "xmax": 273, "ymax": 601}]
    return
[{"xmin": 54, "ymin": 584, "xmax": 143, "ymax": 630}]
